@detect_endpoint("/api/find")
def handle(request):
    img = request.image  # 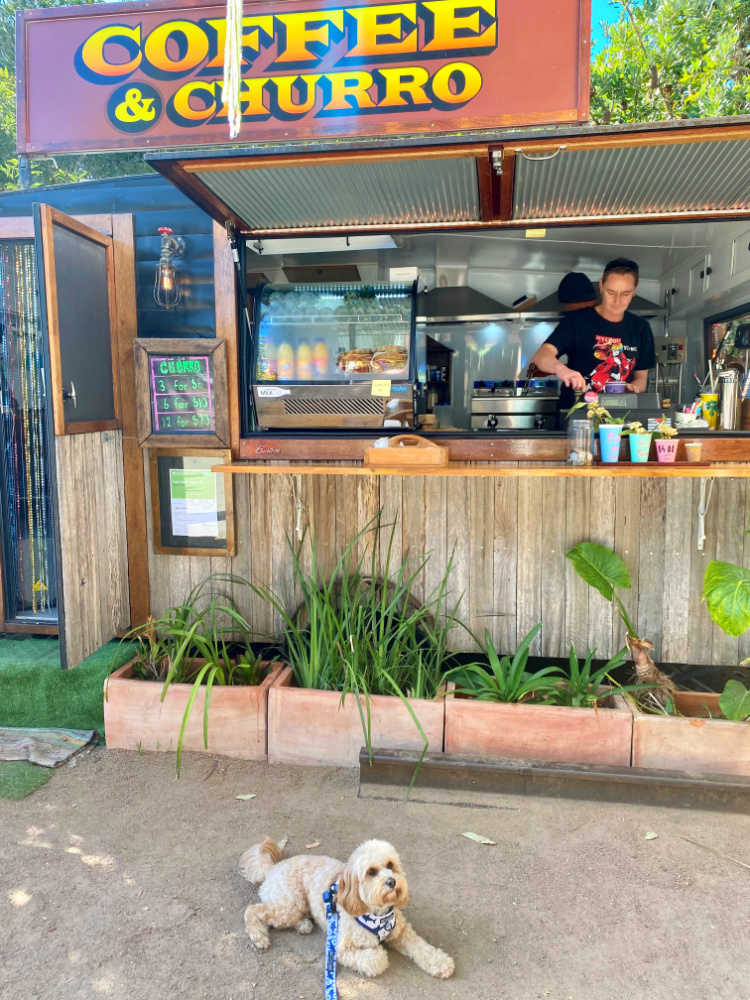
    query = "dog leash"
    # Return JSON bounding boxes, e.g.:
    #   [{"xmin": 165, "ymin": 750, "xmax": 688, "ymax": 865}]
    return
[
  {"xmin": 323, "ymin": 882, "xmax": 339, "ymax": 1000},
  {"xmin": 323, "ymin": 881, "xmax": 397, "ymax": 999}
]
